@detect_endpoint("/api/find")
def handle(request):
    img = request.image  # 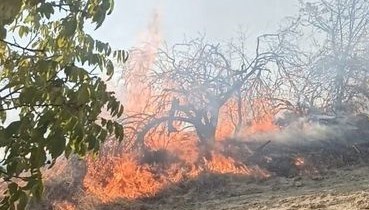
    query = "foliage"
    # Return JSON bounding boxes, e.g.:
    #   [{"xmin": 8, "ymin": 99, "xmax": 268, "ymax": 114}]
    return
[{"xmin": 0, "ymin": 0, "xmax": 127, "ymax": 209}]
